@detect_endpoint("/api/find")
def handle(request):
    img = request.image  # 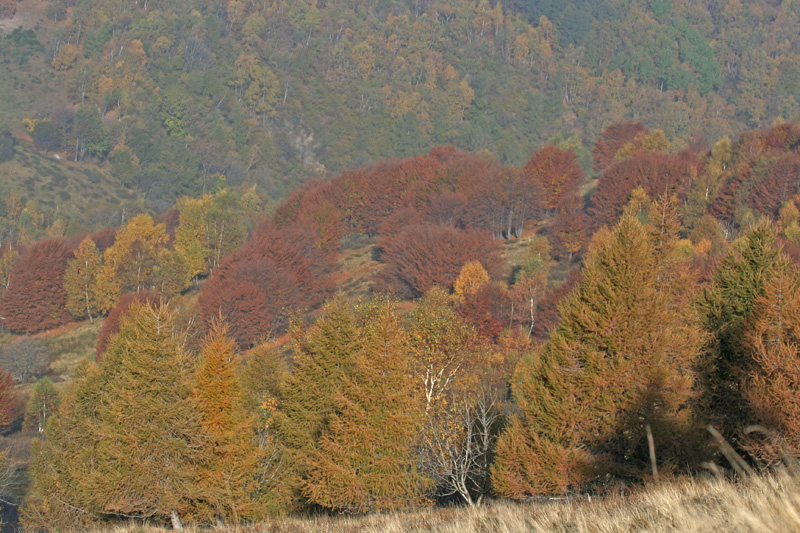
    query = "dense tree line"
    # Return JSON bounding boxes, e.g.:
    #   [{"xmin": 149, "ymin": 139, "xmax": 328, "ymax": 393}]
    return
[{"xmin": 5, "ymin": 119, "xmax": 800, "ymax": 528}]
